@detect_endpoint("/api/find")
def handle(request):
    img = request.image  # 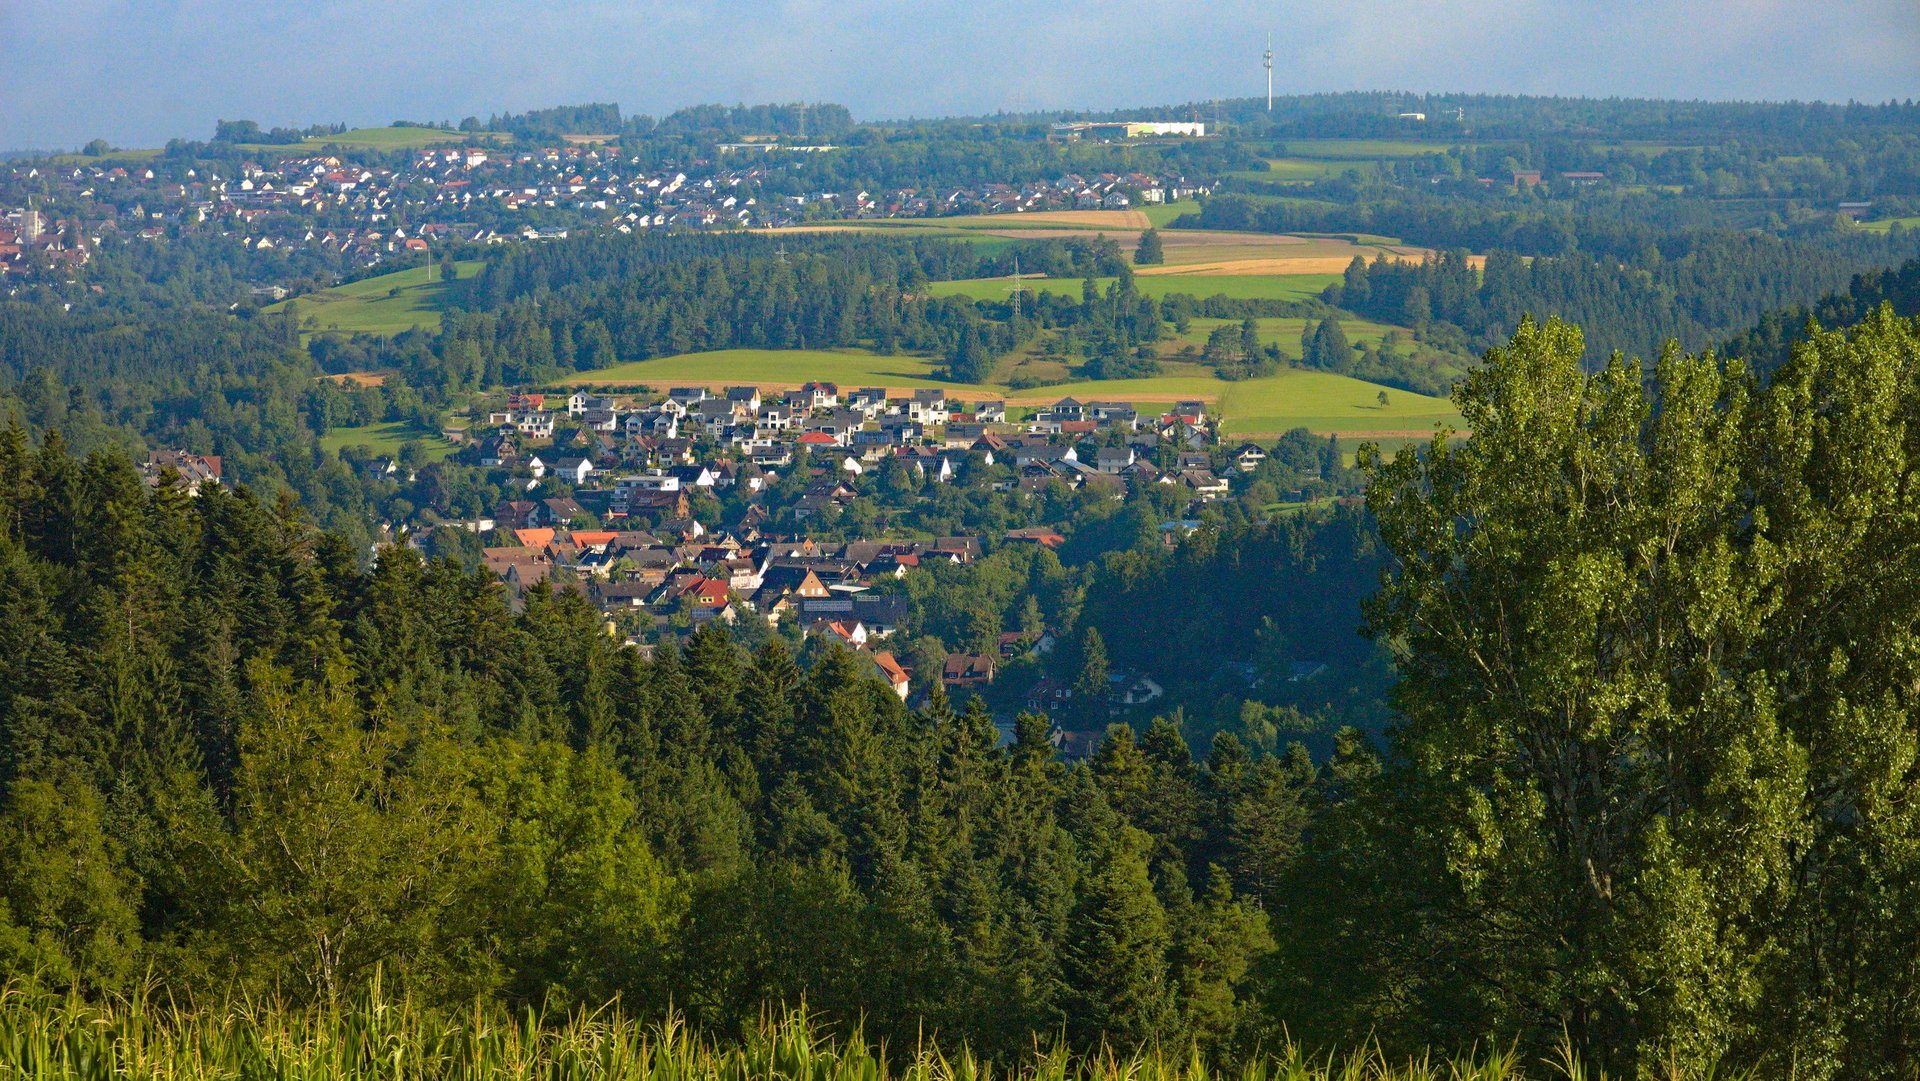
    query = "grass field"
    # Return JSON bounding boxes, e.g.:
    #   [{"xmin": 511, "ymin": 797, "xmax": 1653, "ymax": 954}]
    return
[
  {"xmin": 926, "ymin": 272, "xmax": 1339, "ymax": 303},
  {"xmin": 1142, "ymin": 198, "xmax": 1202, "ymax": 226},
  {"xmin": 241, "ymin": 126, "xmax": 486, "ymax": 154},
  {"xmin": 268, "ymin": 261, "xmax": 483, "ymax": 335},
  {"xmin": 562, "ymin": 349, "xmax": 1002, "ymax": 398},
  {"xmin": 1045, "ymin": 369, "xmax": 1459, "ymax": 437},
  {"xmin": 559, "ymin": 347, "xmax": 1460, "ymax": 438},
  {"xmin": 54, "ymin": 127, "xmax": 485, "ymax": 165},
  {"xmin": 1280, "ymin": 138, "xmax": 1456, "ymax": 158},
  {"xmin": 1860, "ymin": 216, "xmax": 1920, "ymax": 233},
  {"xmin": 1233, "ymin": 158, "xmax": 1377, "ymax": 183},
  {"xmin": 319, "ymin": 421, "xmax": 457, "ymax": 459},
  {"xmin": 1176, "ymin": 314, "xmax": 1398, "ymax": 352},
  {"xmin": 49, "ymin": 146, "xmax": 165, "ymax": 165}
]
